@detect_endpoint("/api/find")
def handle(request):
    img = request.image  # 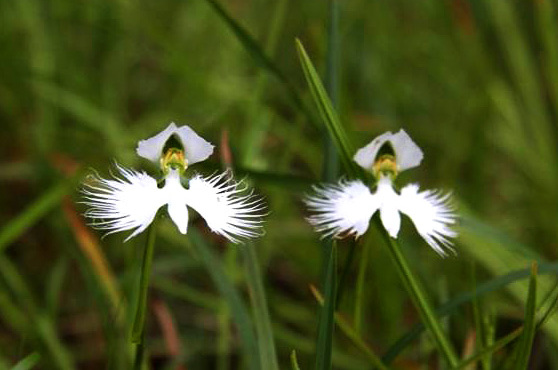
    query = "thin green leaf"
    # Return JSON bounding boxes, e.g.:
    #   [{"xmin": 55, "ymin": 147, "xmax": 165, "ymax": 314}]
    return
[
  {"xmin": 243, "ymin": 244, "xmax": 279, "ymax": 370},
  {"xmin": 315, "ymin": 242, "xmax": 337, "ymax": 370},
  {"xmin": 11, "ymin": 353, "xmax": 41, "ymax": 370},
  {"xmin": 295, "ymin": 39, "xmax": 361, "ymax": 179},
  {"xmin": 513, "ymin": 262, "xmax": 538, "ymax": 368},
  {"xmin": 186, "ymin": 229, "xmax": 259, "ymax": 370}
]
